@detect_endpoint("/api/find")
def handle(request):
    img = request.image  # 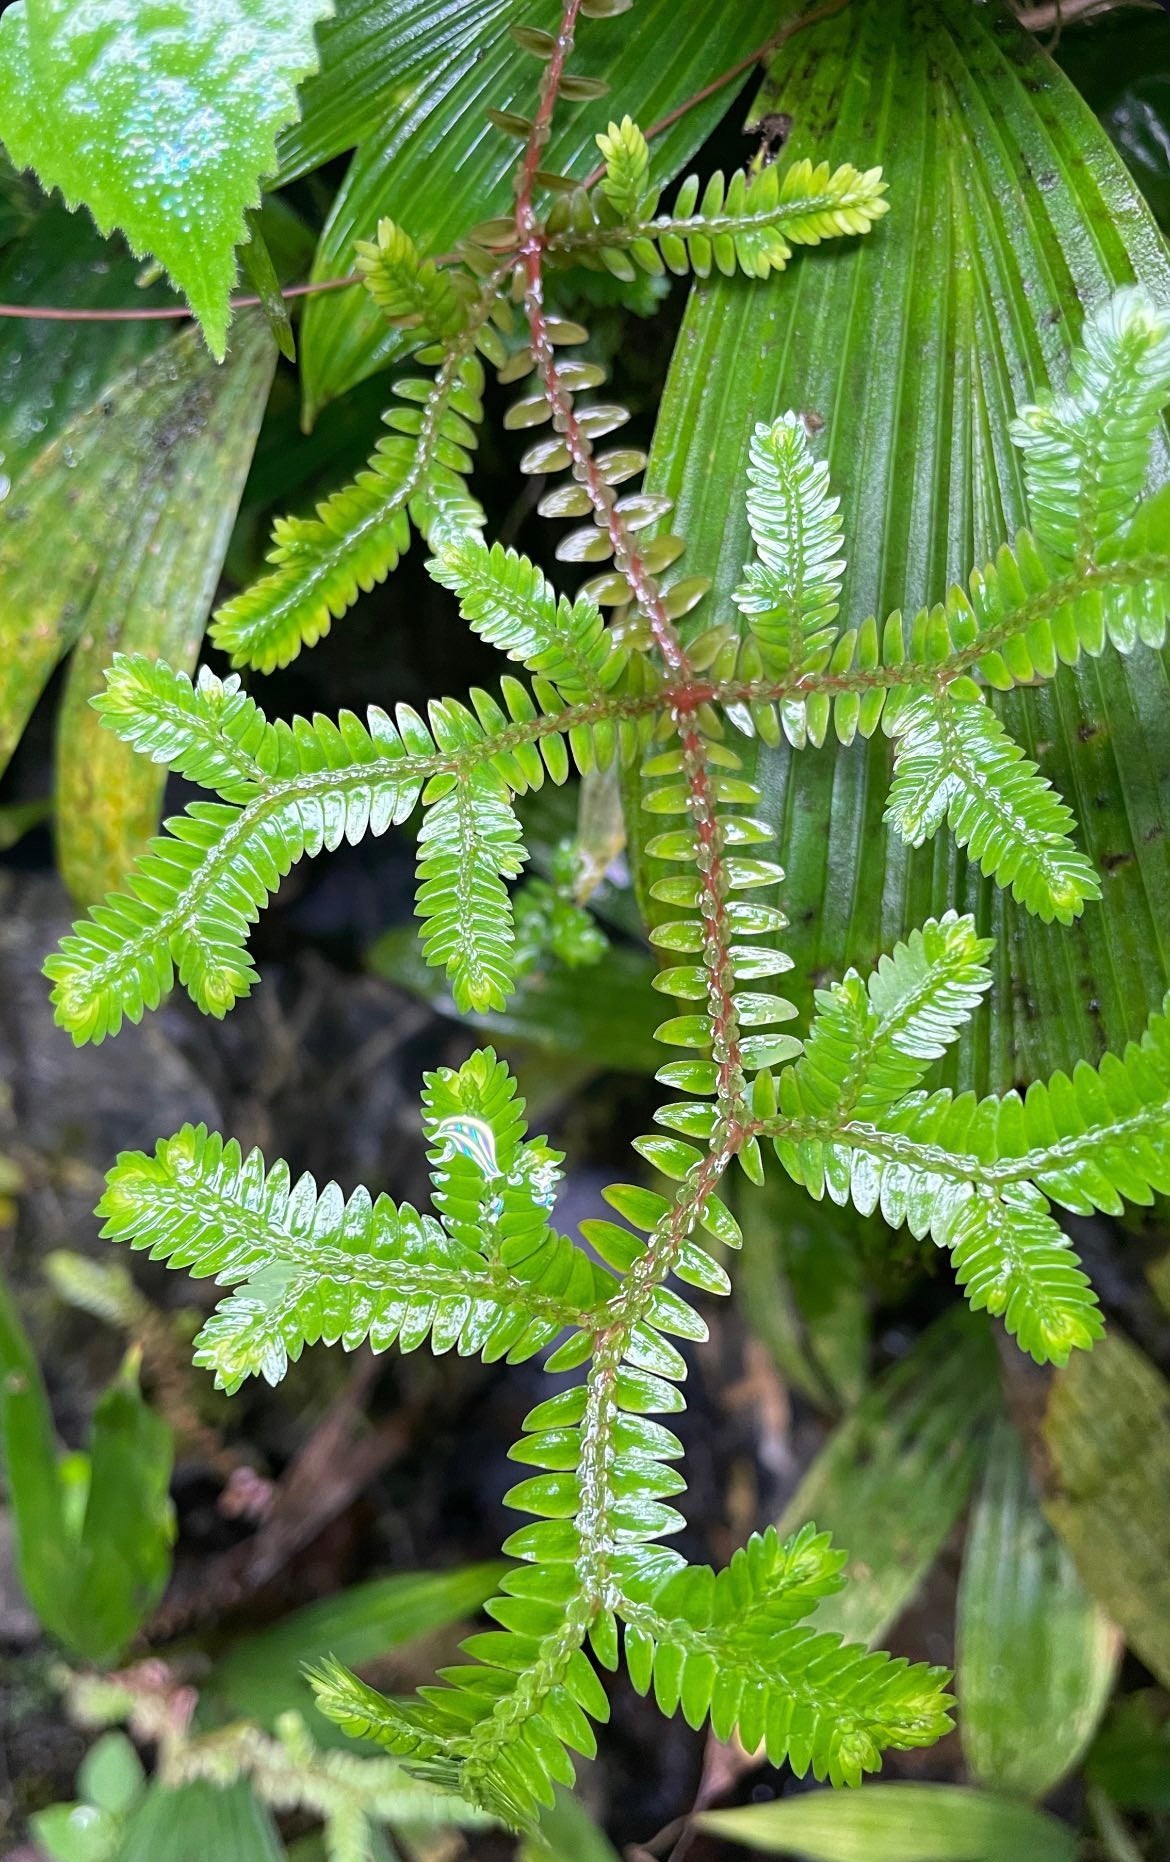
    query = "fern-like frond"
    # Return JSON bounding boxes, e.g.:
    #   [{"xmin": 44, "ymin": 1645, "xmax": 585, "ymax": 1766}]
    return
[
  {"xmin": 423, "ymin": 1047, "xmax": 563, "ymax": 1260},
  {"xmin": 781, "ymin": 913, "xmax": 993, "ymax": 1124},
  {"xmin": 98, "ymin": 1115, "xmax": 609, "ymax": 1393},
  {"xmin": 429, "ymin": 538, "xmax": 623, "ymax": 700},
  {"xmin": 765, "ymin": 924, "xmax": 1123, "ymax": 1365},
  {"xmin": 416, "ymin": 768, "xmax": 527, "ymax": 1012},
  {"xmin": 621, "ymin": 1525, "xmax": 952, "ymax": 1785},
  {"xmin": 844, "ymin": 991, "xmax": 1170, "ymax": 1220},
  {"xmin": 545, "ymin": 155, "xmax": 888, "ymax": 282},
  {"xmin": 732, "ymin": 413, "xmax": 845, "ymax": 685},
  {"xmin": 1011, "ymin": 285, "xmax": 1170, "ymax": 563},
  {"xmin": 740, "ymin": 526, "xmax": 1170, "ymax": 750},
  {"xmin": 93, "ymin": 655, "xmax": 276, "ymax": 798},
  {"xmin": 210, "ymin": 358, "xmax": 486, "ymax": 674},
  {"xmin": 885, "ymin": 691, "xmax": 1100, "ymax": 923},
  {"xmin": 45, "ymin": 696, "xmax": 431, "ymax": 1041},
  {"xmin": 354, "ymin": 217, "xmax": 471, "ymax": 337},
  {"xmin": 933, "ymin": 1185, "xmax": 1104, "ymax": 1365},
  {"xmin": 595, "ymin": 116, "xmax": 657, "ymax": 222}
]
